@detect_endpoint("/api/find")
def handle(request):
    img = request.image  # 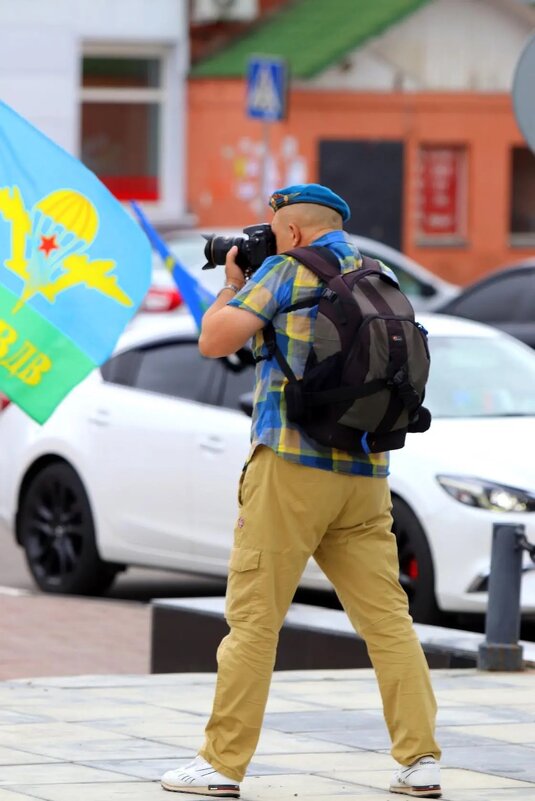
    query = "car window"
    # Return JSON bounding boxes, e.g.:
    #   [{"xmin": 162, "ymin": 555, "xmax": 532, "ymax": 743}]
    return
[
  {"xmin": 446, "ymin": 272, "xmax": 534, "ymax": 323},
  {"xmin": 426, "ymin": 335, "xmax": 535, "ymax": 417},
  {"xmin": 134, "ymin": 342, "xmax": 214, "ymax": 401},
  {"xmin": 208, "ymin": 360, "xmax": 255, "ymax": 410},
  {"xmin": 100, "ymin": 350, "xmax": 141, "ymax": 385},
  {"xmin": 361, "ymin": 250, "xmax": 431, "ymax": 298},
  {"xmin": 102, "ymin": 340, "xmax": 255, "ymax": 408}
]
